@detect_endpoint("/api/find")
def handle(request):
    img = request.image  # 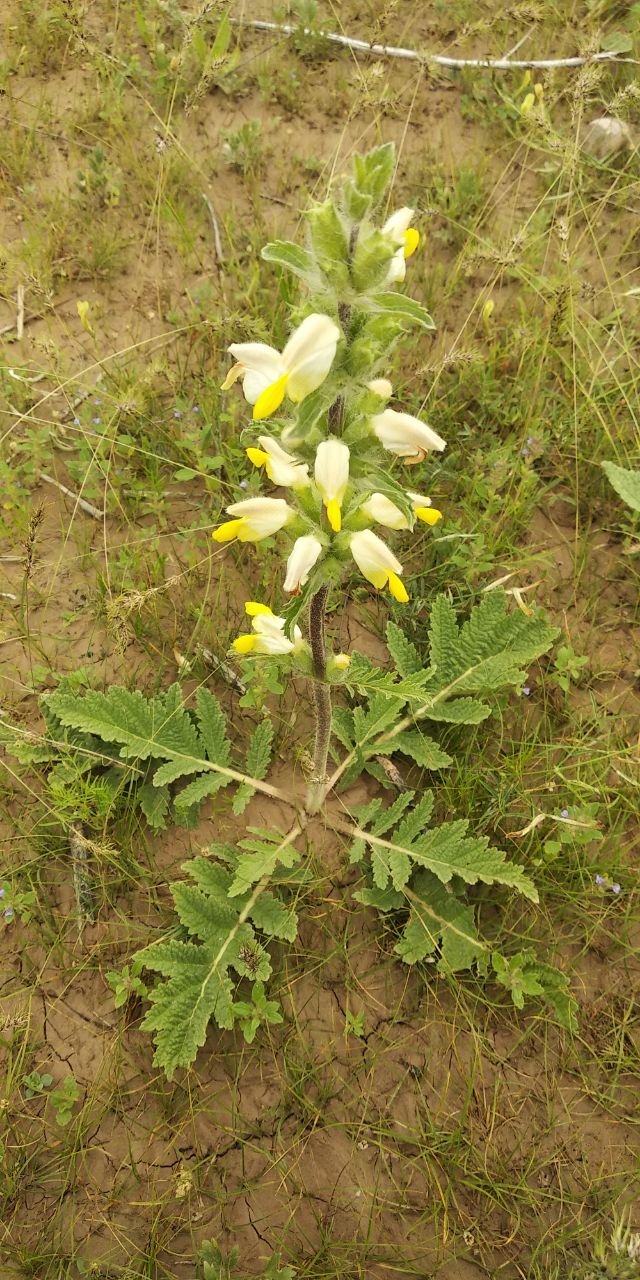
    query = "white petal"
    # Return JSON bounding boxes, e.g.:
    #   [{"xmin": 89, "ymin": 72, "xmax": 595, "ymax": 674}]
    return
[
  {"xmin": 382, "ymin": 207, "xmax": 414, "ymax": 242},
  {"xmin": 226, "ymin": 496, "xmax": 293, "ymax": 537},
  {"xmin": 254, "ymin": 633, "xmax": 294, "ymax": 655},
  {"xmin": 253, "ymin": 613, "xmax": 287, "ymax": 638},
  {"xmin": 227, "ymin": 342, "xmax": 284, "ymax": 378},
  {"xmin": 284, "ymin": 535, "xmax": 323, "ymax": 592},
  {"xmin": 361, "ymin": 492, "xmax": 408, "ymax": 530},
  {"xmin": 258, "ymin": 435, "xmax": 310, "ymax": 489},
  {"xmin": 407, "ymin": 491, "xmax": 432, "ymax": 507},
  {"xmin": 372, "ymin": 409, "xmax": 446, "ymax": 456},
  {"xmin": 283, "ymin": 314, "xmax": 340, "ymax": 401},
  {"xmin": 314, "ymin": 439, "xmax": 350, "ymax": 502},
  {"xmin": 384, "ymin": 247, "xmax": 406, "ymax": 285},
  {"xmin": 350, "ymin": 529, "xmax": 402, "ymax": 585}
]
